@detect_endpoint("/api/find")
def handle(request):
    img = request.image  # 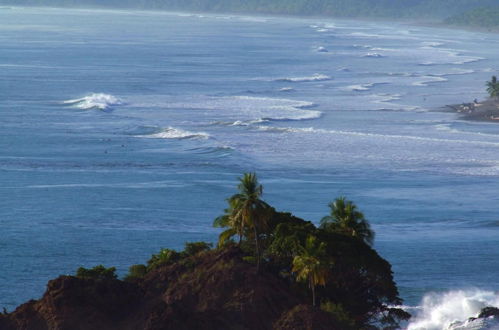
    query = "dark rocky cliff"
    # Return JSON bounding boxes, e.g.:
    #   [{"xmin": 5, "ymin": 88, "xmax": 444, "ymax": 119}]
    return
[{"xmin": 0, "ymin": 247, "xmax": 339, "ymax": 330}]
